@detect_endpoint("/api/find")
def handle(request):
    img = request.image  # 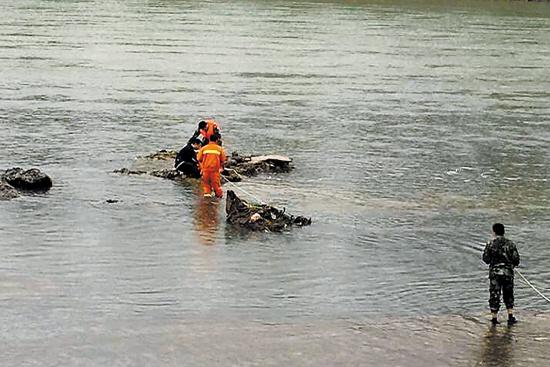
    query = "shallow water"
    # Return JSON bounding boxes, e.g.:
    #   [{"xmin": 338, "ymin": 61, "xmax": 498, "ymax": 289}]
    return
[{"xmin": 1, "ymin": 0, "xmax": 550, "ymax": 365}]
